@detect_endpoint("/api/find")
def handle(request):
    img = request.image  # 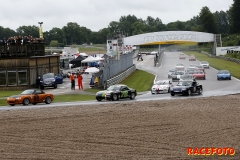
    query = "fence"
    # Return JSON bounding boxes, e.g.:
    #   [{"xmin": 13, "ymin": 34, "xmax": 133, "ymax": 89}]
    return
[{"xmin": 105, "ymin": 65, "xmax": 136, "ymax": 88}]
